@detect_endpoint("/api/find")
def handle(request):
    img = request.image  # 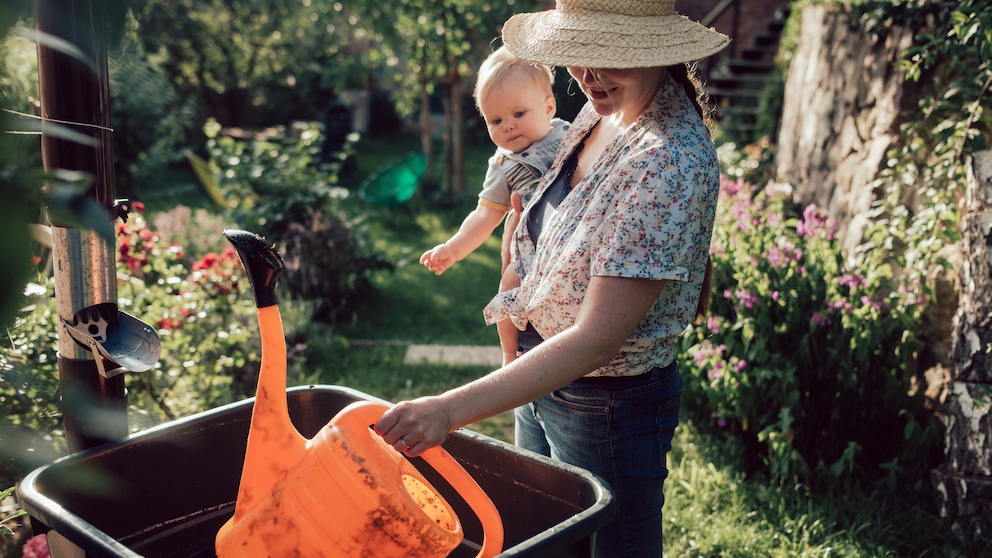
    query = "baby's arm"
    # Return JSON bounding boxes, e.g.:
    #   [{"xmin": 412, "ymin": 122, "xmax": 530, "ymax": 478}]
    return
[{"xmin": 421, "ymin": 203, "xmax": 507, "ymax": 275}]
